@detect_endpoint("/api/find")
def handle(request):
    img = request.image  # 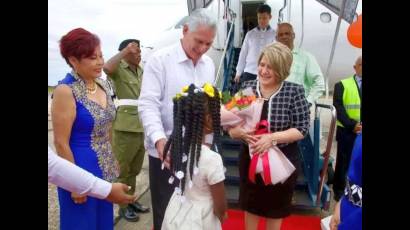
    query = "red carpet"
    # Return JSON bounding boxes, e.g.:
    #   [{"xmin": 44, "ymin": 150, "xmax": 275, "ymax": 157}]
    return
[{"xmin": 222, "ymin": 209, "xmax": 321, "ymax": 230}]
